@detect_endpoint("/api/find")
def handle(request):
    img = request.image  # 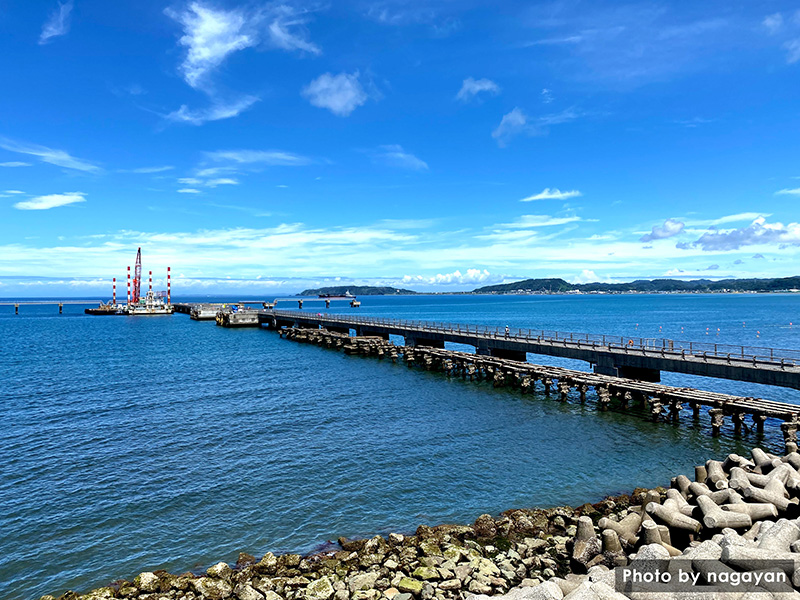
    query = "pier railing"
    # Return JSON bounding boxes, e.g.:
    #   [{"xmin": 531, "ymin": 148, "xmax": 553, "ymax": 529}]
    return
[{"xmin": 266, "ymin": 309, "xmax": 800, "ymax": 369}]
